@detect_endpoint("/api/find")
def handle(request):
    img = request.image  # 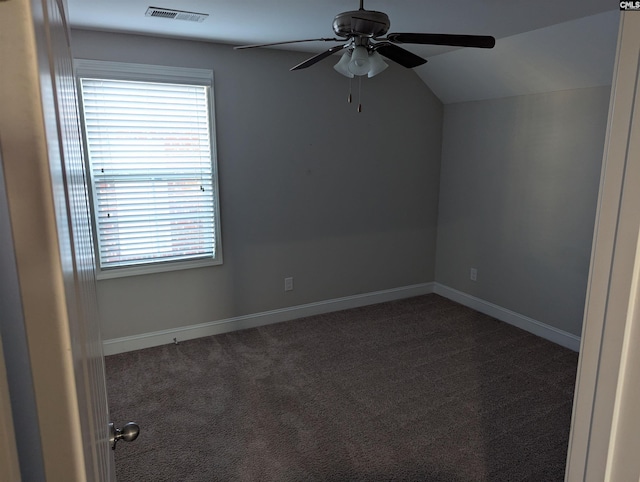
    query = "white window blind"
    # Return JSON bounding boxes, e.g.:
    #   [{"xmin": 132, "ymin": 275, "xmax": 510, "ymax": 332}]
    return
[{"xmin": 79, "ymin": 77, "xmax": 219, "ymax": 271}]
